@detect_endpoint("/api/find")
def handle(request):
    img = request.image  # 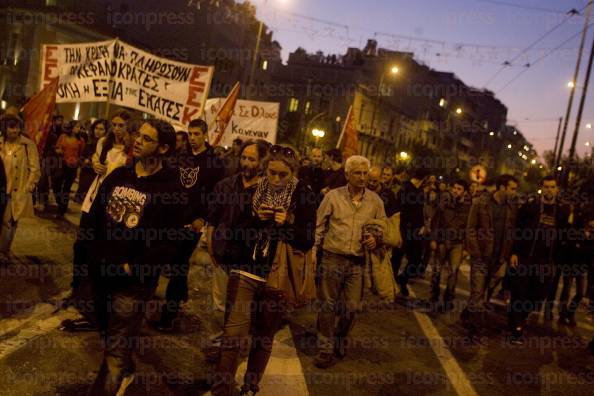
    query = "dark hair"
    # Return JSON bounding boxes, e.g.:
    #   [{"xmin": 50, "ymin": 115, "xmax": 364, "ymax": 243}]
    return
[
  {"xmin": 64, "ymin": 120, "xmax": 81, "ymax": 133},
  {"xmin": 541, "ymin": 175, "xmax": 557, "ymax": 185},
  {"xmin": 325, "ymin": 148, "xmax": 342, "ymax": 163},
  {"xmin": 111, "ymin": 110, "xmax": 131, "ymax": 123},
  {"xmin": 496, "ymin": 174, "xmax": 518, "ymax": 190},
  {"xmin": 99, "ymin": 112, "xmax": 132, "ymax": 164},
  {"xmin": 232, "ymin": 138, "xmax": 243, "ymax": 146},
  {"xmin": 394, "ymin": 165, "xmax": 407, "ymax": 174},
  {"xmin": 240, "ymin": 139, "xmax": 270, "ymax": 161},
  {"xmin": 452, "ymin": 179, "xmax": 469, "ymax": 190},
  {"xmin": 143, "ymin": 119, "xmax": 176, "ymax": 157},
  {"xmin": 176, "ymin": 131, "xmax": 189, "ymax": 140},
  {"xmin": 0, "ymin": 114, "xmax": 24, "ymax": 134},
  {"xmin": 52, "ymin": 115, "xmax": 63, "ymax": 122},
  {"xmin": 411, "ymin": 167, "xmax": 430, "ymax": 180},
  {"xmin": 382, "ymin": 165, "xmax": 394, "ymax": 173},
  {"xmin": 188, "ymin": 118, "xmax": 208, "ymax": 132}
]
